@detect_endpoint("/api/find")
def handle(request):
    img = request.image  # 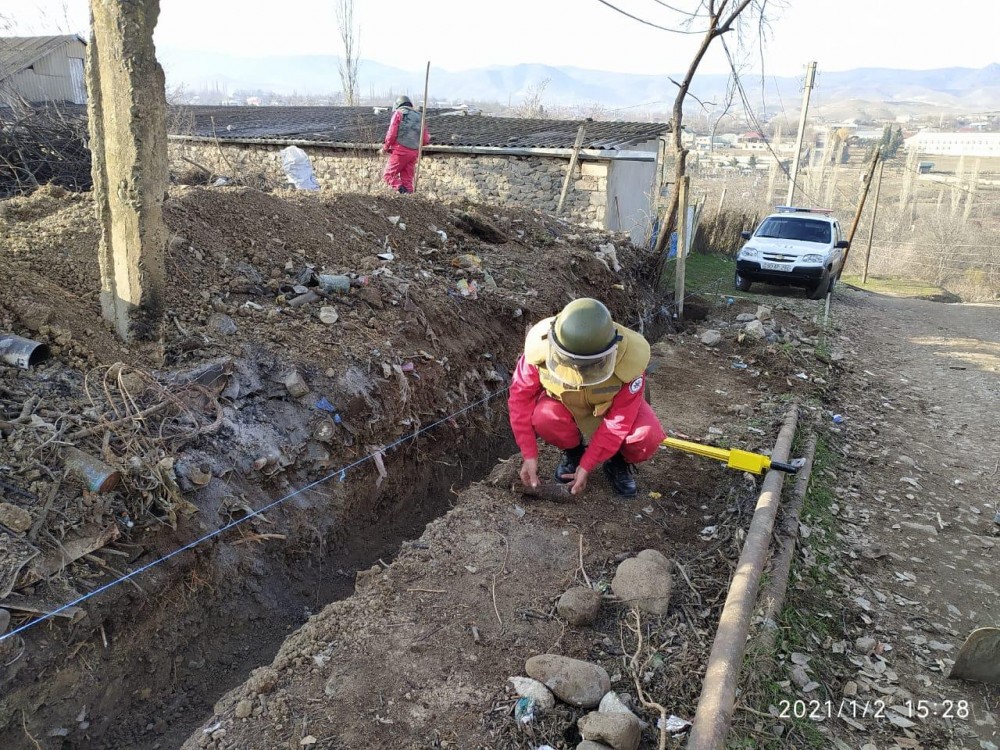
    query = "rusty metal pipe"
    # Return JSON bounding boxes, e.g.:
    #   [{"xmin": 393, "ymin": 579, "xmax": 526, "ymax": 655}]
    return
[
  {"xmin": 686, "ymin": 402, "xmax": 799, "ymax": 750},
  {"xmin": 758, "ymin": 433, "xmax": 816, "ymax": 655},
  {"xmin": 0, "ymin": 333, "xmax": 50, "ymax": 369}
]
